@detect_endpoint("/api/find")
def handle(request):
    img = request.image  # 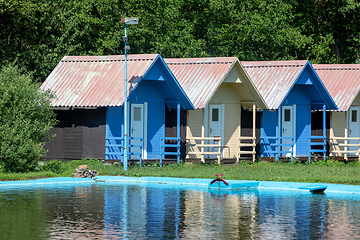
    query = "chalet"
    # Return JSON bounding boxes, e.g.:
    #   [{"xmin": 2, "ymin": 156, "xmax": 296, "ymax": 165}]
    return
[
  {"xmin": 165, "ymin": 57, "xmax": 267, "ymax": 163},
  {"xmin": 41, "ymin": 54, "xmax": 193, "ymax": 163},
  {"xmin": 313, "ymin": 64, "xmax": 360, "ymax": 160},
  {"xmin": 242, "ymin": 61, "xmax": 337, "ymax": 162}
]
